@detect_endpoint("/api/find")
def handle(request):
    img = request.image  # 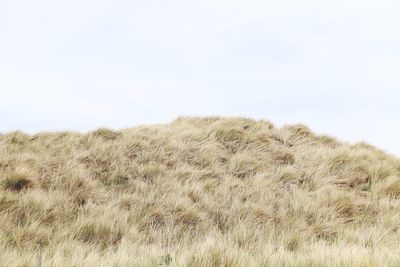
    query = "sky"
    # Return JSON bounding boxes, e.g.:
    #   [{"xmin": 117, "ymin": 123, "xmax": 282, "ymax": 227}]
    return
[{"xmin": 1, "ymin": 0, "xmax": 400, "ymax": 155}]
